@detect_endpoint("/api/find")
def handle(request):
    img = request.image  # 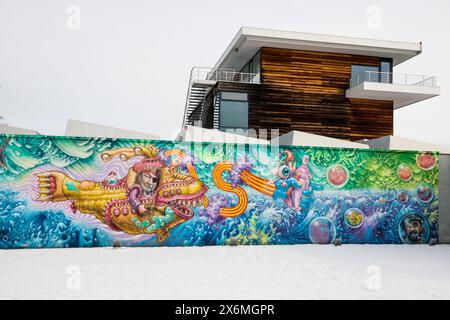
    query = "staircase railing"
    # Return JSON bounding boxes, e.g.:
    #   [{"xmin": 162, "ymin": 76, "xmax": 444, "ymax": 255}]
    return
[{"xmin": 182, "ymin": 67, "xmax": 261, "ymax": 128}]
